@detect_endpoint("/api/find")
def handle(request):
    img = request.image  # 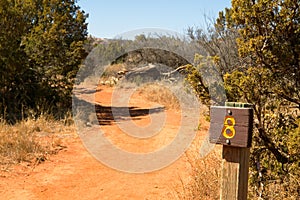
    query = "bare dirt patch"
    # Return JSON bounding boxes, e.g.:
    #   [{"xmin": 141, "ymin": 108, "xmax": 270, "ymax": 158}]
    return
[{"xmin": 0, "ymin": 85, "xmax": 210, "ymax": 200}]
